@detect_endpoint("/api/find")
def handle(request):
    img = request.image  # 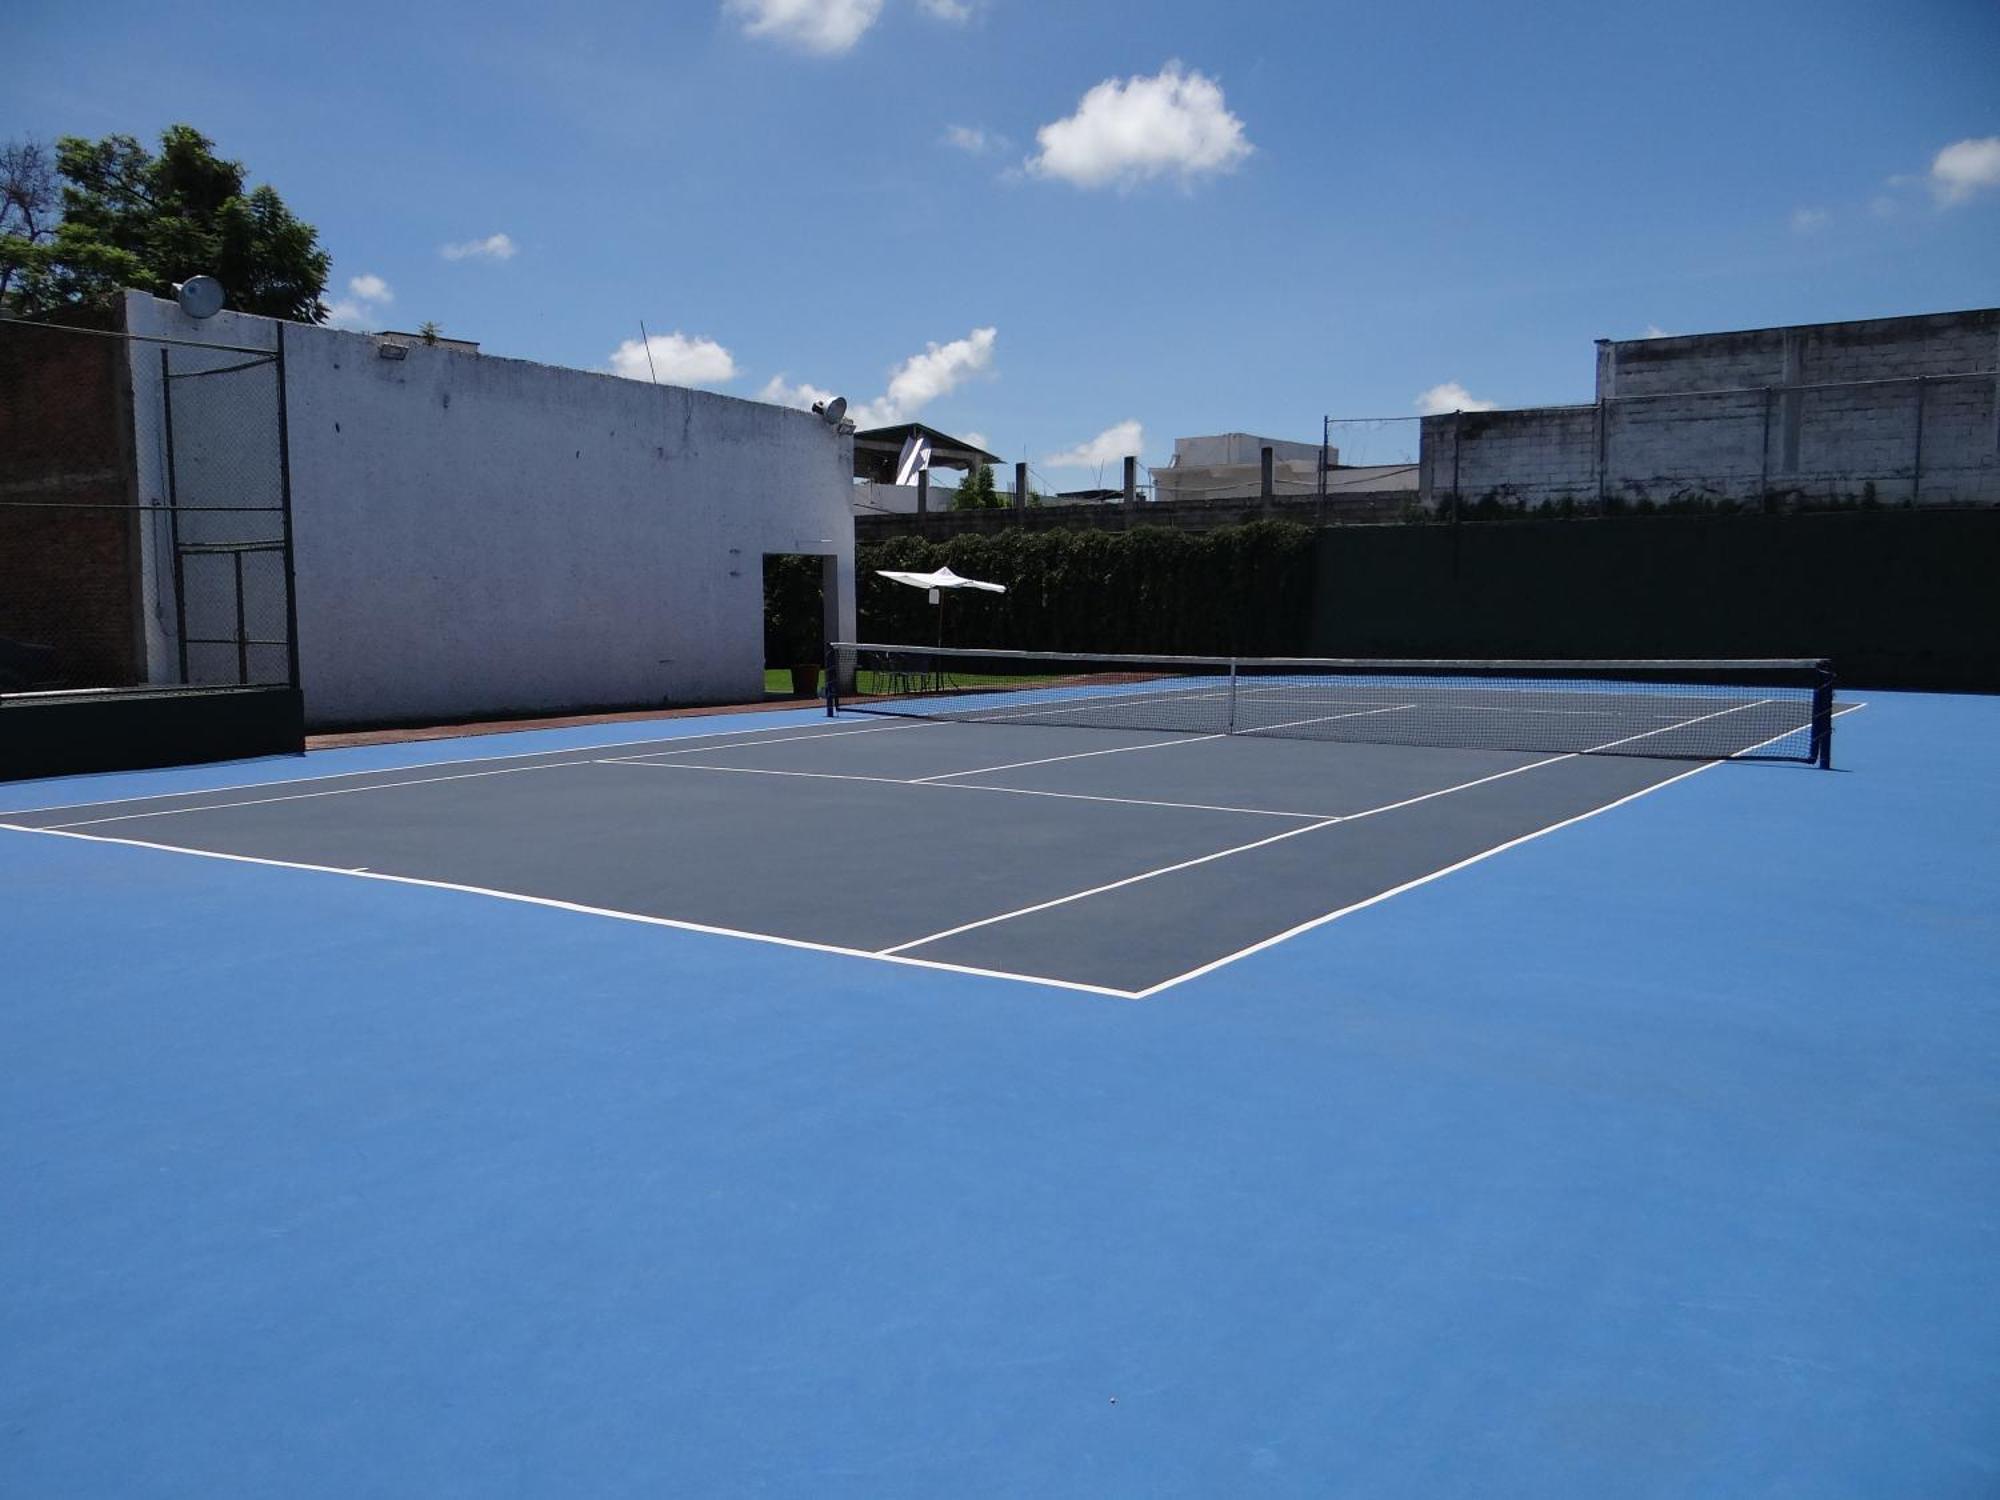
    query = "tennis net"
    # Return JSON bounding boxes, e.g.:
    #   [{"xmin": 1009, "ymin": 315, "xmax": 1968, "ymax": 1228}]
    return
[{"xmin": 826, "ymin": 644, "xmax": 1836, "ymax": 765}]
